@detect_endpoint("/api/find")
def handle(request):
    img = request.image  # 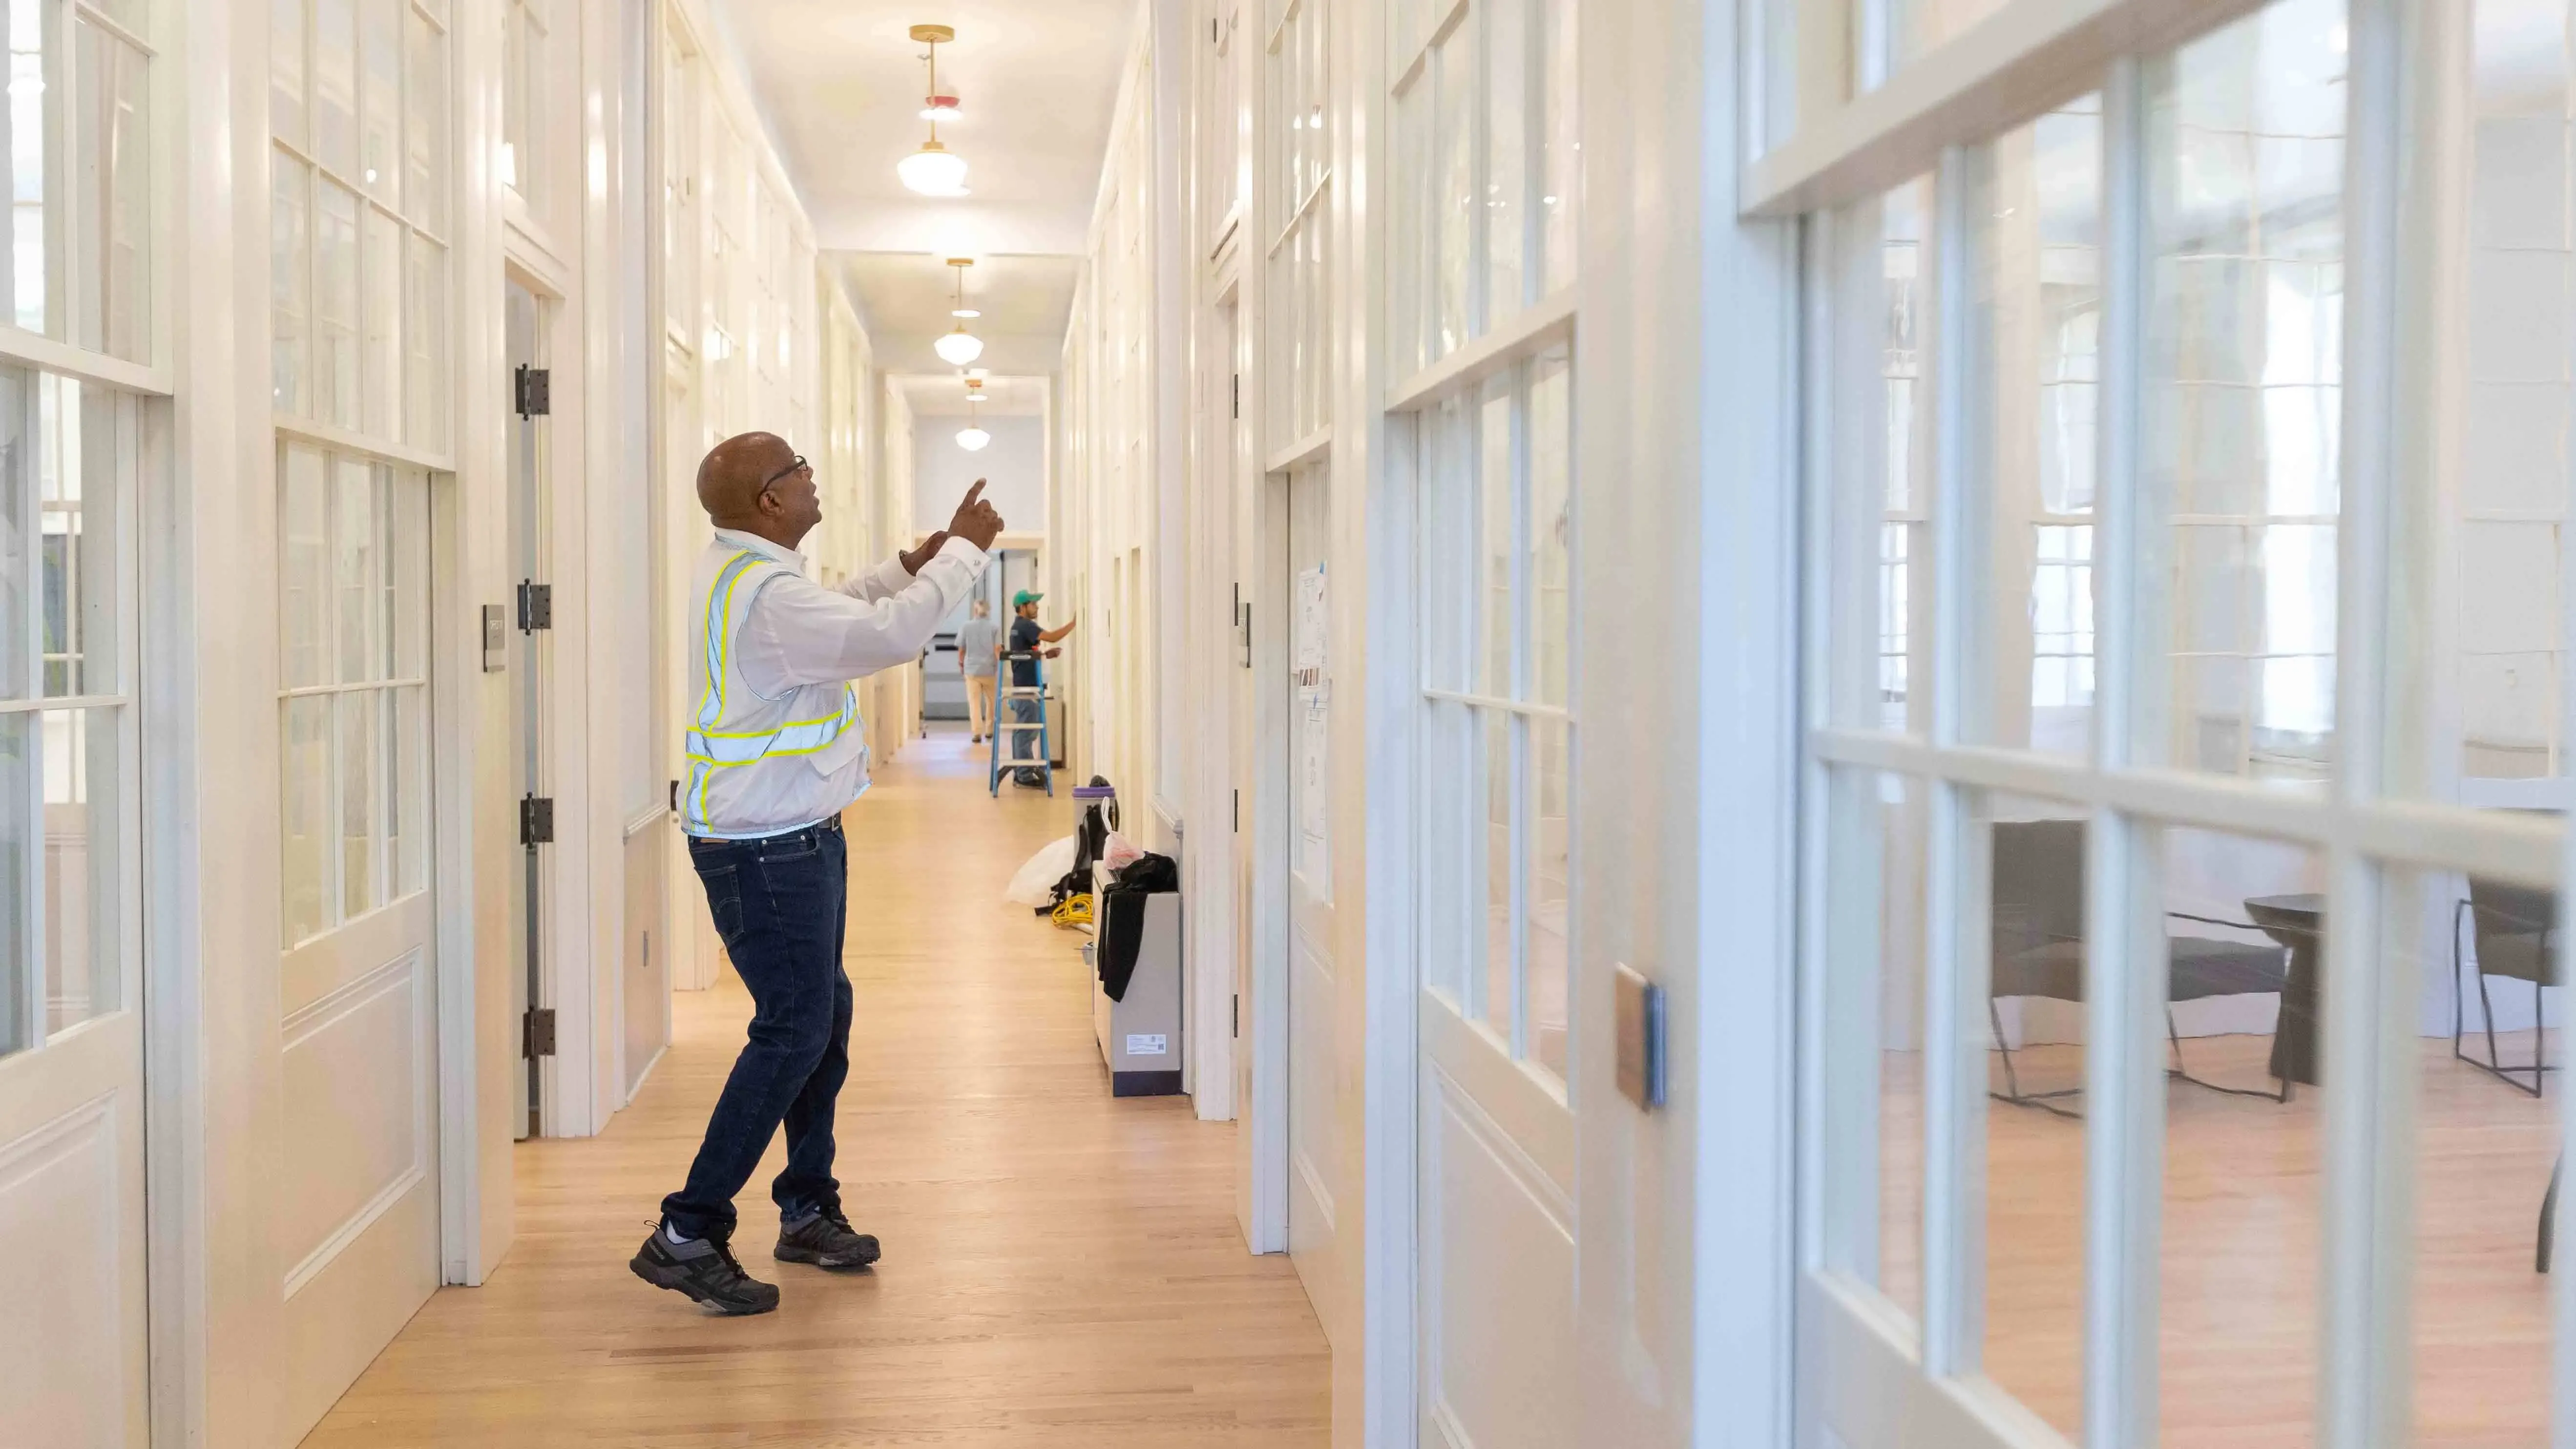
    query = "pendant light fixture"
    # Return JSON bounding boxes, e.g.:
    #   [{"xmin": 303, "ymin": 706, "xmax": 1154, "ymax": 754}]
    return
[
  {"xmin": 957, "ymin": 383, "xmax": 991, "ymax": 452},
  {"xmin": 898, "ymin": 25, "xmax": 969, "ymax": 196},
  {"xmin": 934, "ymin": 257, "xmax": 985, "ymax": 365}
]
